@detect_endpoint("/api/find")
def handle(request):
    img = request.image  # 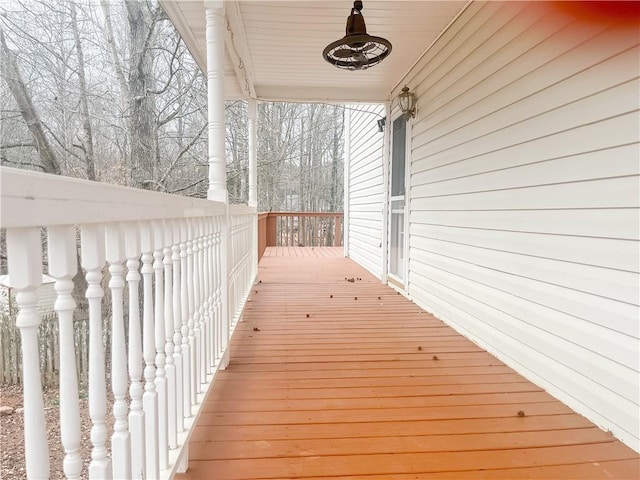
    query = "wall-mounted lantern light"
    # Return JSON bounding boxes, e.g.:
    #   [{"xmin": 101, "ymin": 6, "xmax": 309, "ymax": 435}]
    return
[
  {"xmin": 377, "ymin": 116, "xmax": 386, "ymax": 132},
  {"xmin": 397, "ymin": 85, "xmax": 416, "ymax": 119}
]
